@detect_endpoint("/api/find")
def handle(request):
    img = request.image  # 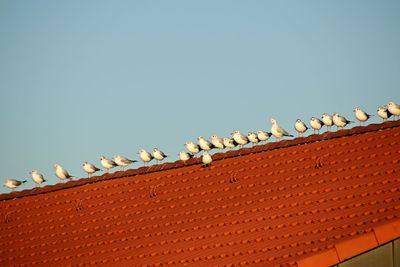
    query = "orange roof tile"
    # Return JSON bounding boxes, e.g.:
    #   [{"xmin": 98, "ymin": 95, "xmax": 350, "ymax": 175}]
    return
[{"xmin": 1, "ymin": 120, "xmax": 400, "ymax": 266}]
